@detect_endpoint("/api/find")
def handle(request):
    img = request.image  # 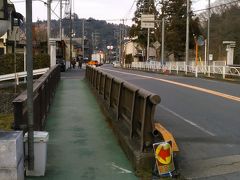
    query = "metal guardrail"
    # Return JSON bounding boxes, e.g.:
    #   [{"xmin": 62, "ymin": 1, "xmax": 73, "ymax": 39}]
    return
[
  {"xmin": 12, "ymin": 65, "xmax": 60, "ymax": 131},
  {"xmin": 0, "ymin": 68, "xmax": 49, "ymax": 82},
  {"xmin": 129, "ymin": 62, "xmax": 240, "ymax": 79},
  {"xmin": 86, "ymin": 65, "xmax": 161, "ymax": 174}
]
